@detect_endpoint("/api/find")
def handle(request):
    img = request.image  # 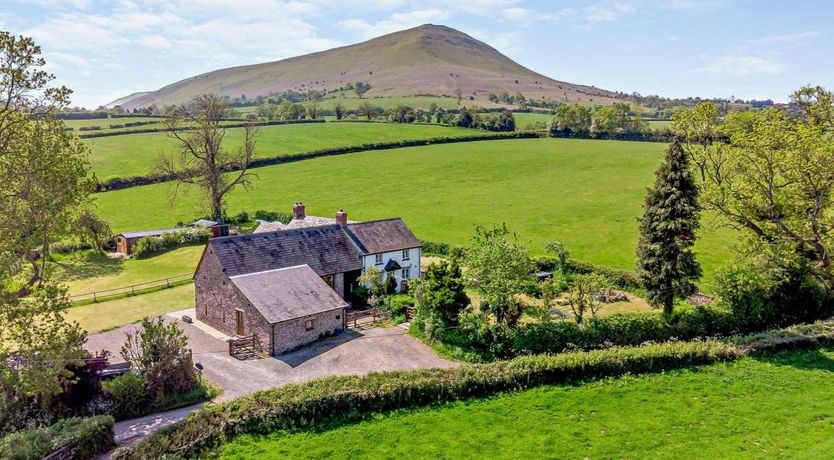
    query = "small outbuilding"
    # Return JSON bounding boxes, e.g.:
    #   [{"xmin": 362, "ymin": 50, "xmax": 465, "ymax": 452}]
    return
[{"xmin": 114, "ymin": 228, "xmax": 182, "ymax": 256}]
